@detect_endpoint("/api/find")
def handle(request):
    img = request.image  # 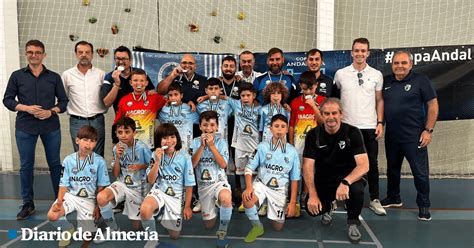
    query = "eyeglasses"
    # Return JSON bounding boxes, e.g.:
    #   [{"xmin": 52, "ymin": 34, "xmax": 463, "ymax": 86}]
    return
[
  {"xmin": 114, "ymin": 57, "xmax": 130, "ymax": 61},
  {"xmin": 180, "ymin": 61, "xmax": 195, "ymax": 65},
  {"xmin": 26, "ymin": 51, "xmax": 44, "ymax": 56},
  {"xmin": 357, "ymin": 72, "xmax": 364, "ymax": 86}
]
